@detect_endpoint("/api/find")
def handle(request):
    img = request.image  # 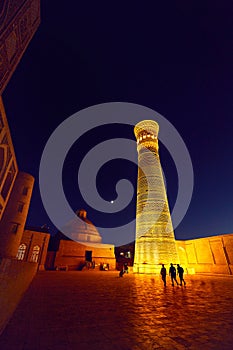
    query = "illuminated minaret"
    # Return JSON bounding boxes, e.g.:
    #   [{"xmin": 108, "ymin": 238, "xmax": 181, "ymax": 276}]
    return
[{"xmin": 133, "ymin": 120, "xmax": 179, "ymax": 273}]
